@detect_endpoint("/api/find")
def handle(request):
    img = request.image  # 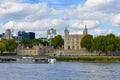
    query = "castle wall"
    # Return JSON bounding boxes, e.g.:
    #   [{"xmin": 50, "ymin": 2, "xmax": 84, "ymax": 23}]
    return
[{"xmin": 17, "ymin": 46, "xmax": 41, "ymax": 56}]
